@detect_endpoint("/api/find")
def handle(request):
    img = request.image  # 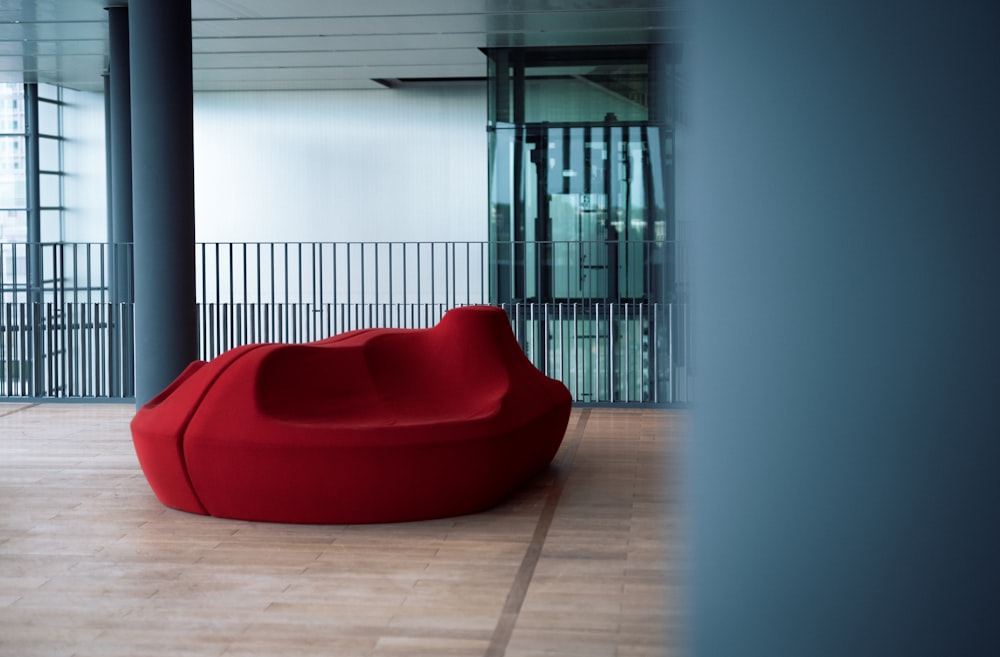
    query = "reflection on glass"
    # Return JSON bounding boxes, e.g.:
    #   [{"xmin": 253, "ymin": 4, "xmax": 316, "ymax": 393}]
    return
[
  {"xmin": 487, "ymin": 45, "xmax": 676, "ymax": 304},
  {"xmin": 486, "ymin": 46, "xmax": 681, "ymax": 403},
  {"xmin": 490, "ymin": 123, "xmax": 671, "ymax": 303}
]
